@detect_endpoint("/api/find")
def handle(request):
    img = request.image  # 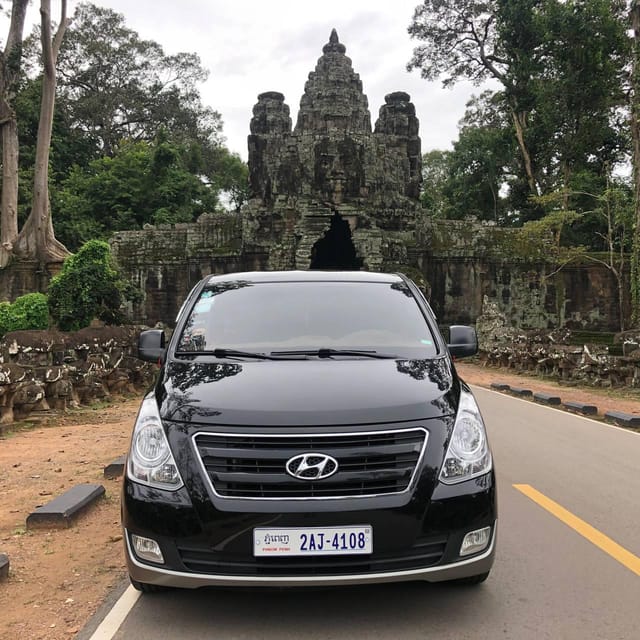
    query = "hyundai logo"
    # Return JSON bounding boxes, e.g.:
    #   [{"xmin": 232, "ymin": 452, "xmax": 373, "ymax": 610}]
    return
[{"xmin": 285, "ymin": 453, "xmax": 338, "ymax": 481}]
